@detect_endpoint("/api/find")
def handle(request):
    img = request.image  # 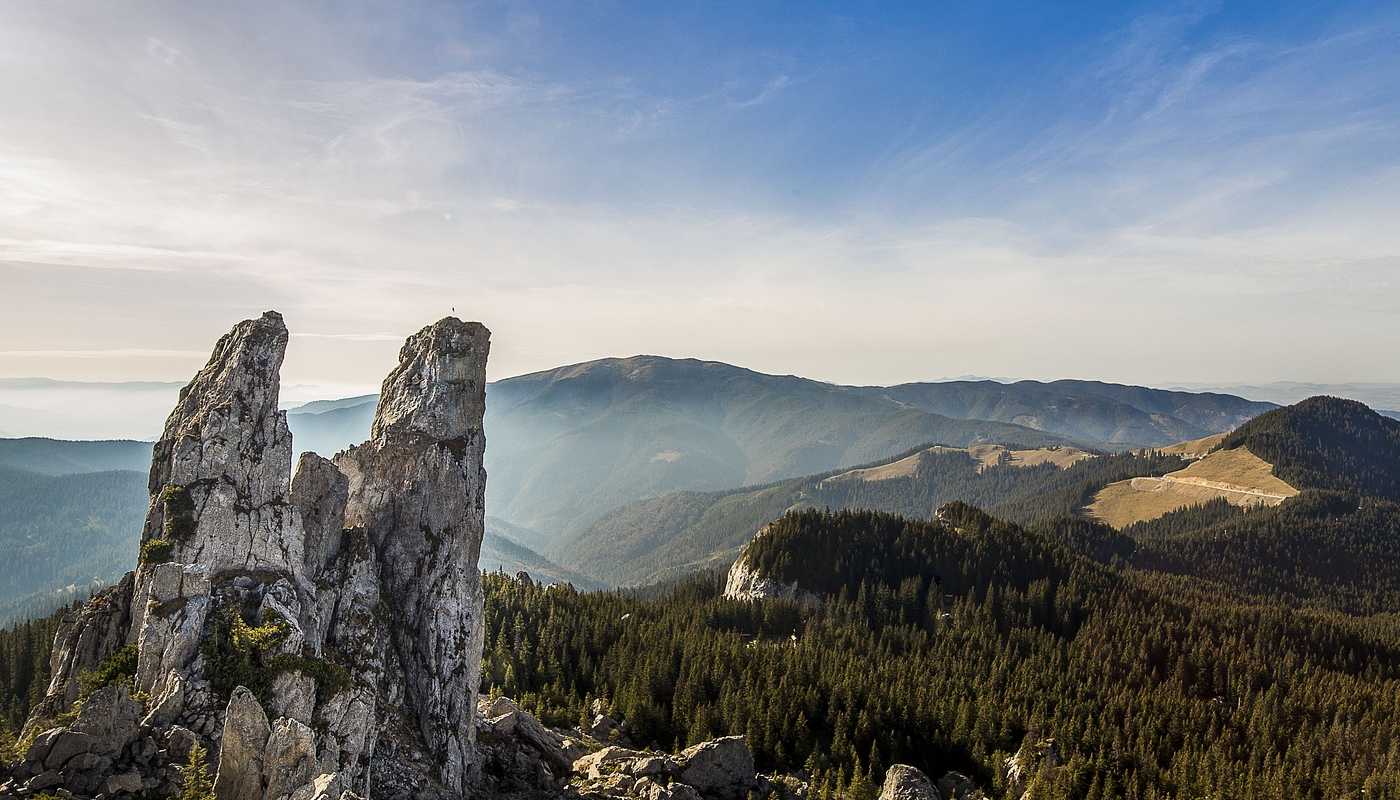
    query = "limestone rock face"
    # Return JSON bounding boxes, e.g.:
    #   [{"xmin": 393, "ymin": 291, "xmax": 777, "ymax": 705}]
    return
[
  {"xmin": 214, "ymin": 687, "xmax": 273, "ymax": 800},
  {"xmin": 722, "ymin": 527, "xmax": 819, "ymax": 607},
  {"xmin": 292, "ymin": 452, "xmax": 349, "ymax": 577},
  {"xmin": 336, "ymin": 318, "xmax": 490, "ymax": 797},
  {"xmin": 6, "ymin": 312, "xmax": 493, "ymax": 800},
  {"xmin": 676, "ymin": 736, "xmax": 755, "ymax": 799},
  {"xmin": 23, "ymin": 574, "xmax": 134, "ymax": 732},
  {"xmin": 879, "ymin": 765, "xmax": 940, "ymax": 800},
  {"xmin": 141, "ymin": 310, "xmax": 304, "ymax": 578}
]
